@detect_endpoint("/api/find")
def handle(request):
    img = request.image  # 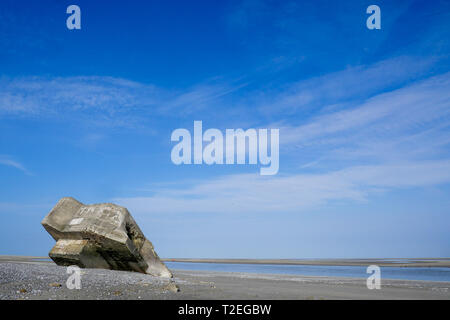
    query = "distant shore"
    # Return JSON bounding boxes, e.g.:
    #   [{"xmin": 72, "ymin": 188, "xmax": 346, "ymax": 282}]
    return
[
  {"xmin": 1, "ymin": 256, "xmax": 449, "ymax": 268},
  {"xmin": 162, "ymin": 258, "xmax": 450, "ymax": 268}
]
